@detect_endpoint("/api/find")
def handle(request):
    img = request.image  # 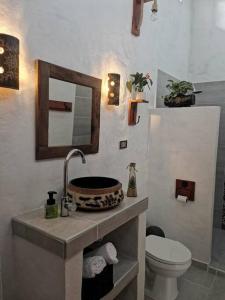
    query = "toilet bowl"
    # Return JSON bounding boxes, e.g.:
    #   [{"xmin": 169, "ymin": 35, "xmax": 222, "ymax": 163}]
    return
[{"xmin": 145, "ymin": 235, "xmax": 192, "ymax": 300}]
